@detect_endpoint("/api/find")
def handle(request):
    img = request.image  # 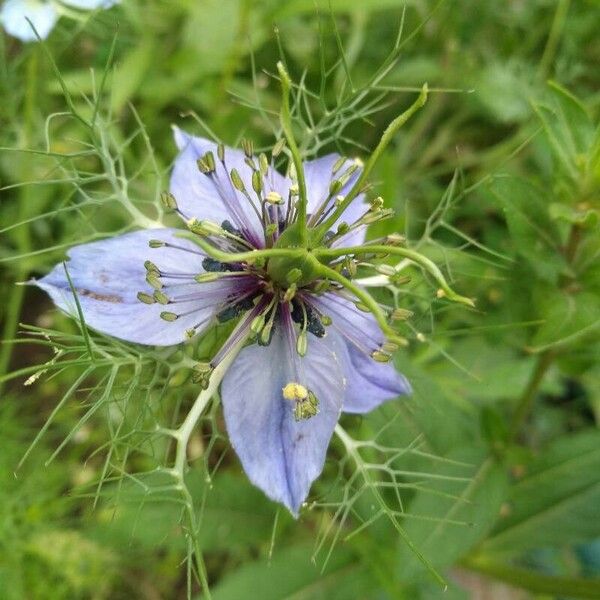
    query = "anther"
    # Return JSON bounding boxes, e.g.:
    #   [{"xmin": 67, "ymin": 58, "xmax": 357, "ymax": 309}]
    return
[
  {"xmin": 258, "ymin": 153, "xmax": 269, "ymax": 176},
  {"xmin": 374, "ymin": 264, "xmax": 397, "ymax": 276},
  {"xmin": 146, "ymin": 272, "xmax": 162, "ymax": 289},
  {"xmin": 153, "ymin": 290, "xmax": 170, "ymax": 305},
  {"xmin": 230, "ymin": 169, "xmax": 246, "ymax": 192},
  {"xmin": 371, "ymin": 350, "xmax": 392, "ymax": 363},
  {"xmin": 391, "ymin": 308, "xmax": 413, "ymax": 321},
  {"xmin": 217, "ymin": 143, "xmax": 225, "ymax": 162},
  {"xmin": 332, "ymin": 156, "xmax": 346, "ymax": 175},
  {"xmin": 160, "ymin": 311, "xmax": 178, "ymax": 322},
  {"xmin": 187, "ymin": 218, "xmax": 223, "ymax": 236},
  {"xmin": 385, "ymin": 233, "xmax": 405, "ymax": 245},
  {"xmin": 282, "ymin": 382, "xmax": 319, "ymax": 421},
  {"xmin": 266, "ymin": 191, "xmax": 284, "ymax": 205},
  {"xmin": 144, "ymin": 260, "xmax": 159, "ymax": 273},
  {"xmin": 160, "ymin": 191, "xmax": 178, "ymax": 211},
  {"xmin": 272, "ymin": 138, "xmax": 285, "ymax": 157},
  {"xmin": 137, "ymin": 292, "xmax": 155, "ymax": 304},
  {"xmin": 251, "ymin": 170, "xmax": 262, "ymax": 194},
  {"xmin": 296, "ymin": 331, "xmax": 308, "ymax": 357},
  {"xmin": 241, "ymin": 138, "xmax": 254, "ymax": 158},
  {"xmin": 370, "ymin": 196, "xmax": 384, "ymax": 211},
  {"xmin": 197, "ymin": 151, "xmax": 216, "ymax": 174},
  {"xmin": 149, "ymin": 239, "xmax": 166, "ymax": 248}
]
